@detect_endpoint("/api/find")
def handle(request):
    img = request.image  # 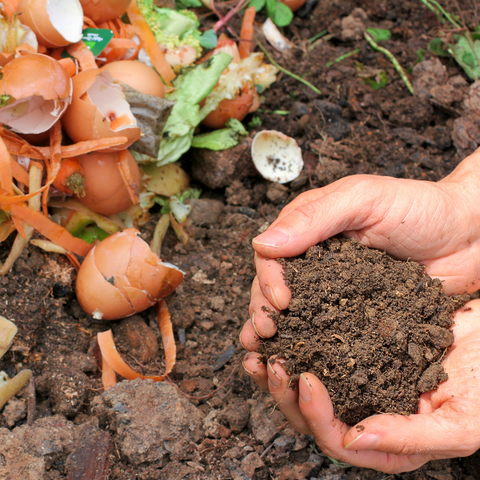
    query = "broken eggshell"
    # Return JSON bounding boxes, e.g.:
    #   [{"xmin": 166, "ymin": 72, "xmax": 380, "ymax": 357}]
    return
[
  {"xmin": 76, "ymin": 228, "xmax": 184, "ymax": 320},
  {"xmin": 17, "ymin": 0, "xmax": 84, "ymax": 48},
  {"xmin": 0, "ymin": 53, "xmax": 72, "ymax": 134},
  {"xmin": 79, "ymin": 0, "xmax": 132, "ymax": 24},
  {"xmin": 251, "ymin": 130, "xmax": 304, "ymax": 183},
  {"xmin": 74, "ymin": 150, "xmax": 141, "ymax": 216},
  {"xmin": 61, "ymin": 69, "xmax": 141, "ymax": 151},
  {"xmin": 262, "ymin": 18, "xmax": 293, "ymax": 51}
]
